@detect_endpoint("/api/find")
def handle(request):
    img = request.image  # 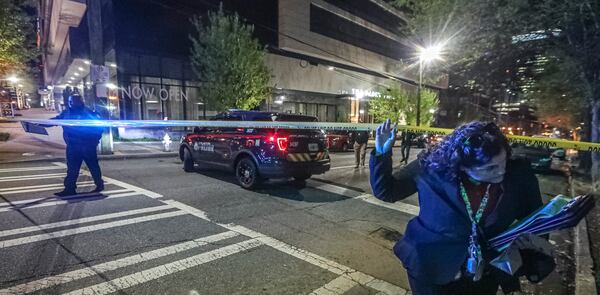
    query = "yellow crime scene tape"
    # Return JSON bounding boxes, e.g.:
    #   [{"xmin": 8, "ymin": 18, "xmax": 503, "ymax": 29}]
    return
[
  {"xmin": 390, "ymin": 125, "xmax": 600, "ymax": 152},
  {"xmin": 12, "ymin": 118, "xmax": 600, "ymax": 152}
]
